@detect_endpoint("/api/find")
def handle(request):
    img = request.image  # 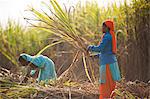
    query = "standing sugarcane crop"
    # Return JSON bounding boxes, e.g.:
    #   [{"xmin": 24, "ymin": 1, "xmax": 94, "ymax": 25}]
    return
[{"xmin": 87, "ymin": 20, "xmax": 121, "ymax": 99}]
